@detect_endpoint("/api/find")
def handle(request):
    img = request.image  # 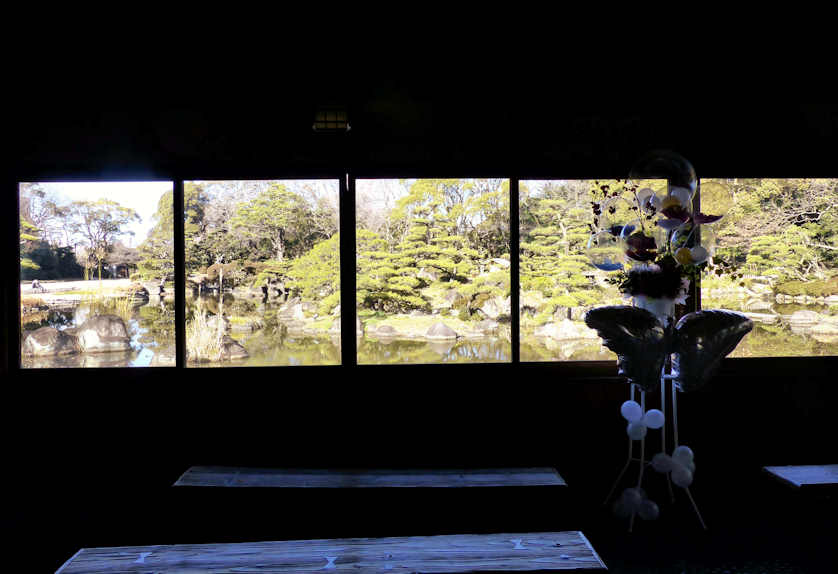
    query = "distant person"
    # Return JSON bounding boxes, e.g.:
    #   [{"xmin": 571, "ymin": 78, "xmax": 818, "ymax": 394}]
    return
[{"xmin": 31, "ymin": 279, "xmax": 42, "ymax": 292}]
